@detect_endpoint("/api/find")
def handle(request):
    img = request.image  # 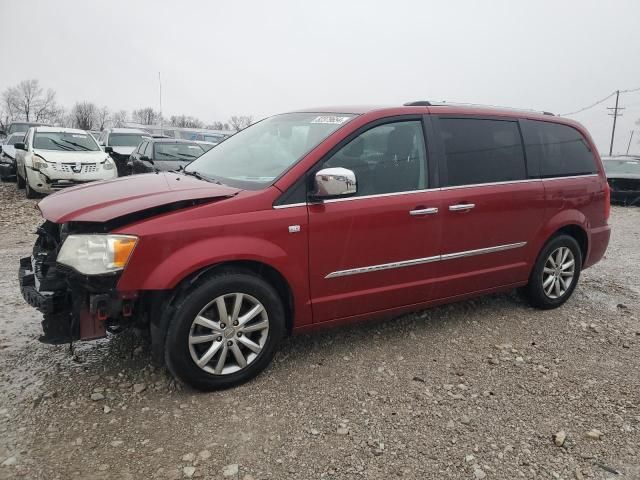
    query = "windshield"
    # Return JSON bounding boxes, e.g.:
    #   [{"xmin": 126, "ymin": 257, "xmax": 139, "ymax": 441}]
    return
[
  {"xmin": 603, "ymin": 158, "xmax": 640, "ymax": 175},
  {"xmin": 185, "ymin": 112, "xmax": 355, "ymax": 188},
  {"xmin": 176, "ymin": 131, "xmax": 202, "ymax": 140},
  {"xmin": 109, "ymin": 134, "xmax": 146, "ymax": 147},
  {"xmin": 204, "ymin": 134, "xmax": 225, "ymax": 143},
  {"xmin": 7, "ymin": 134, "xmax": 25, "ymax": 145},
  {"xmin": 155, "ymin": 142, "xmax": 205, "ymax": 161},
  {"xmin": 33, "ymin": 131, "xmax": 100, "ymax": 151}
]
